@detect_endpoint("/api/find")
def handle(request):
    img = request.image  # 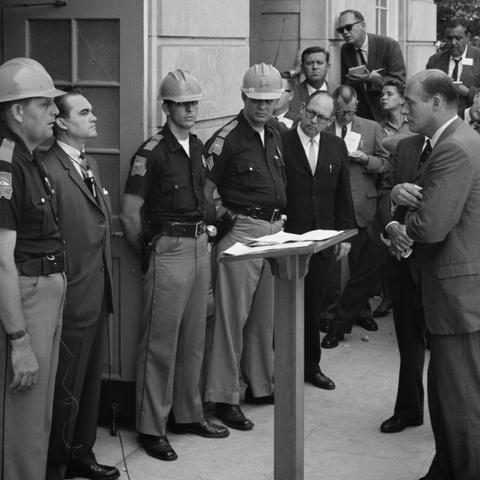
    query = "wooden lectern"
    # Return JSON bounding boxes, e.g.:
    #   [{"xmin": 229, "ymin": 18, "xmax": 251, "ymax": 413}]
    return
[{"xmin": 218, "ymin": 229, "xmax": 357, "ymax": 480}]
